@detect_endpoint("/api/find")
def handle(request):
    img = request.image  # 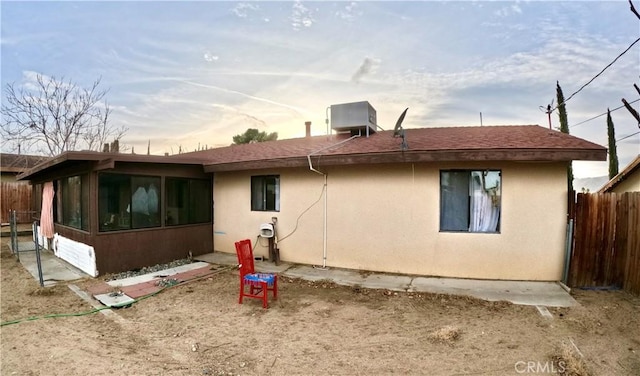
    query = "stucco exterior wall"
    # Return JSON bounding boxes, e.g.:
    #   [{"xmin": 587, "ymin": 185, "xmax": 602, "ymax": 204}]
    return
[
  {"xmin": 611, "ymin": 171, "xmax": 640, "ymax": 193},
  {"xmin": 213, "ymin": 161, "xmax": 569, "ymax": 281},
  {"xmin": 1, "ymin": 172, "xmax": 19, "ymax": 183}
]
